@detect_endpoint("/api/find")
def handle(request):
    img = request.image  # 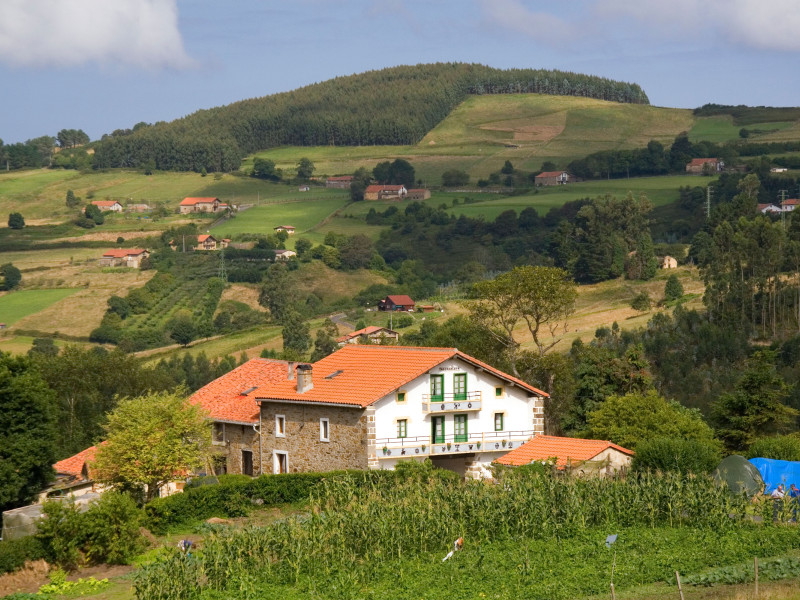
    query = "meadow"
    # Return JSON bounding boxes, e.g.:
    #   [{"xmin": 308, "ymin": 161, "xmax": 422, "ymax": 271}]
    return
[{"xmin": 0, "ymin": 289, "xmax": 79, "ymax": 326}]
